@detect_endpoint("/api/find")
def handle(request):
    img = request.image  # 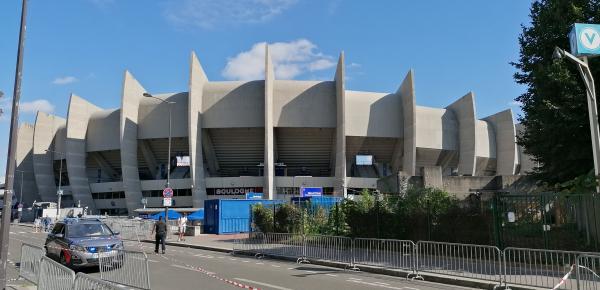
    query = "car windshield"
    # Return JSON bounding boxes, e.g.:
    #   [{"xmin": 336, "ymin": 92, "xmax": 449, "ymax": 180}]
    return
[{"xmin": 67, "ymin": 223, "xmax": 113, "ymax": 238}]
